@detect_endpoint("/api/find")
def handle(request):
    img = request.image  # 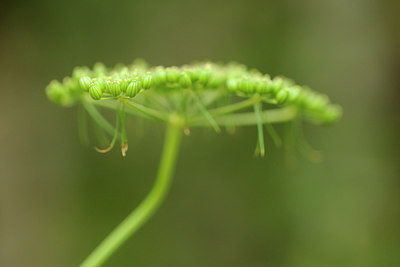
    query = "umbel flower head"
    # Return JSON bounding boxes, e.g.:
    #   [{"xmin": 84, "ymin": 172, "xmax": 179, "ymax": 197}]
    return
[
  {"xmin": 45, "ymin": 59, "xmax": 342, "ymax": 267},
  {"xmin": 46, "ymin": 59, "xmax": 341, "ymax": 156}
]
